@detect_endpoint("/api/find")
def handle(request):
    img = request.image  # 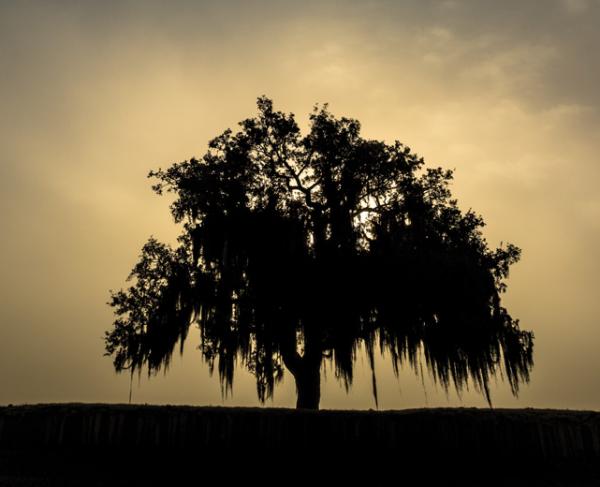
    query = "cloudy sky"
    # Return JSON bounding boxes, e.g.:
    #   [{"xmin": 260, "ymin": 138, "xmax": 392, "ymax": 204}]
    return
[{"xmin": 1, "ymin": 0, "xmax": 599, "ymax": 410}]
